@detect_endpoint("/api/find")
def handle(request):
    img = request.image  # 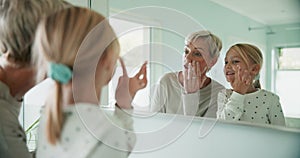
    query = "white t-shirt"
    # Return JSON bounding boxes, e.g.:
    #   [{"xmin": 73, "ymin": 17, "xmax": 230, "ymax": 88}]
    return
[
  {"xmin": 37, "ymin": 104, "xmax": 135, "ymax": 158},
  {"xmin": 151, "ymin": 72, "xmax": 224, "ymax": 118},
  {"xmin": 217, "ymin": 89, "xmax": 286, "ymax": 126},
  {"xmin": 0, "ymin": 81, "xmax": 32, "ymax": 158}
]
